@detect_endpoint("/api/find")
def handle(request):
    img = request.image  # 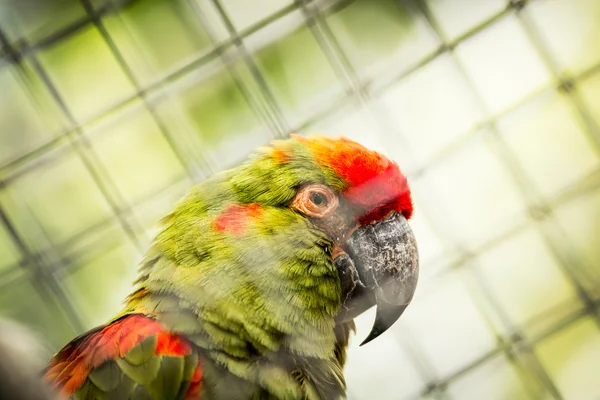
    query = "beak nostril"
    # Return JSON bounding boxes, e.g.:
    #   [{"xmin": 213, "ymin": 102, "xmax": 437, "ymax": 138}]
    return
[
  {"xmin": 368, "ymin": 210, "xmax": 397, "ymax": 224},
  {"xmin": 384, "ymin": 210, "xmax": 398, "ymax": 220}
]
